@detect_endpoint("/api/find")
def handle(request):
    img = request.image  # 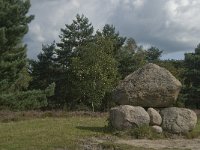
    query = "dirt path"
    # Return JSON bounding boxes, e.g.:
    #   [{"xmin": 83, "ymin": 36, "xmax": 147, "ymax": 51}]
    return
[
  {"xmin": 116, "ymin": 139, "xmax": 200, "ymax": 150},
  {"xmin": 83, "ymin": 137, "xmax": 200, "ymax": 150}
]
